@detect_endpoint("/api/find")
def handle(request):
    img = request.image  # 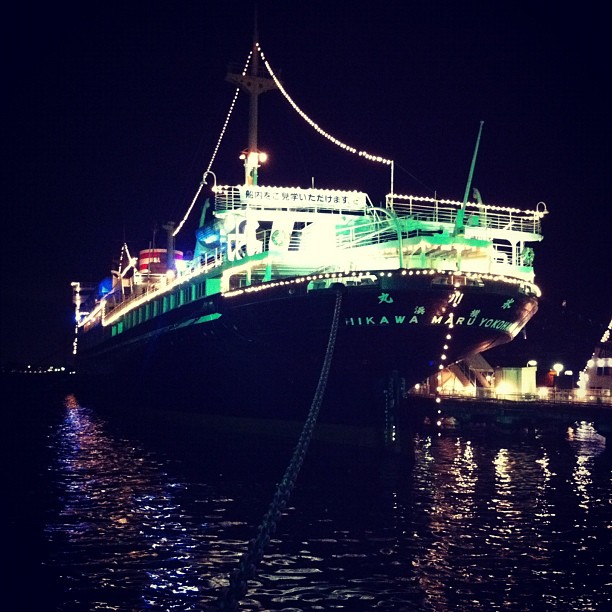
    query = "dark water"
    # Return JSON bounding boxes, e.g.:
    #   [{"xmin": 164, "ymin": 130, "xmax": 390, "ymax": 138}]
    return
[{"xmin": 6, "ymin": 376, "xmax": 611, "ymax": 611}]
